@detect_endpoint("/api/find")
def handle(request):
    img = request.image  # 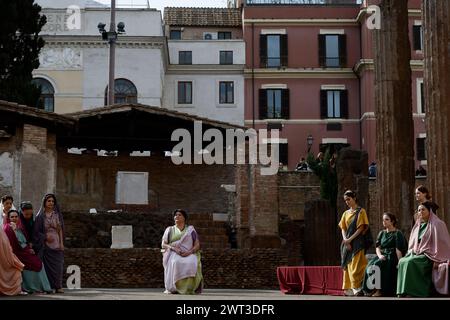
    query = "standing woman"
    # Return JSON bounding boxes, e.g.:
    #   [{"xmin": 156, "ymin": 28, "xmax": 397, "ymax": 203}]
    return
[
  {"xmin": 1, "ymin": 195, "xmax": 15, "ymax": 225},
  {"xmin": 19, "ymin": 202, "xmax": 36, "ymax": 249},
  {"xmin": 162, "ymin": 209, "xmax": 203, "ymax": 294},
  {"xmin": 339, "ymin": 190, "xmax": 370, "ymax": 296},
  {"xmin": 33, "ymin": 194, "xmax": 65, "ymax": 293},
  {"xmin": 414, "ymin": 186, "xmax": 439, "ymax": 222}
]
